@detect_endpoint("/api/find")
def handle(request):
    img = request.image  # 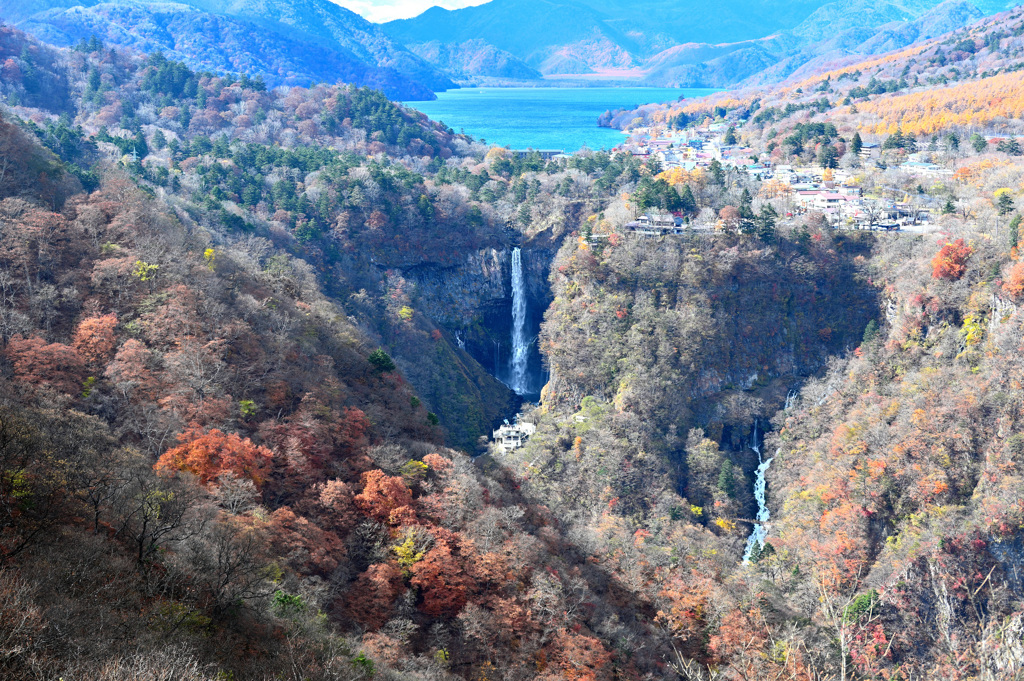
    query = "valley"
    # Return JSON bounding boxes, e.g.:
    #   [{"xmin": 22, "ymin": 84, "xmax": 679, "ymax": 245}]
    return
[{"xmin": 3, "ymin": 4, "xmax": 1024, "ymax": 680}]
